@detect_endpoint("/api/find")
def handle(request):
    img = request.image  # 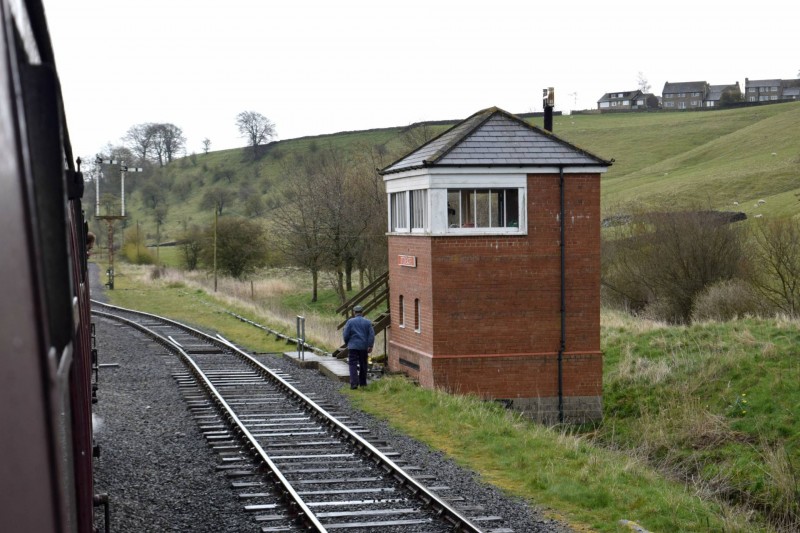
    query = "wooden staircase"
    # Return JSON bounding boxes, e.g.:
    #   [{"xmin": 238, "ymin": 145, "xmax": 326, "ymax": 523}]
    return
[{"xmin": 331, "ymin": 271, "xmax": 390, "ymax": 359}]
